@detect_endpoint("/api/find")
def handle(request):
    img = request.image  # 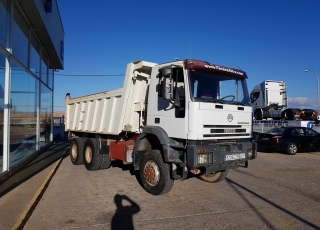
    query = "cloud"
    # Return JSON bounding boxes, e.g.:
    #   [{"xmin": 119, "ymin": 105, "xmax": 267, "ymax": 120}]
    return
[{"xmin": 288, "ymin": 97, "xmax": 318, "ymax": 110}]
